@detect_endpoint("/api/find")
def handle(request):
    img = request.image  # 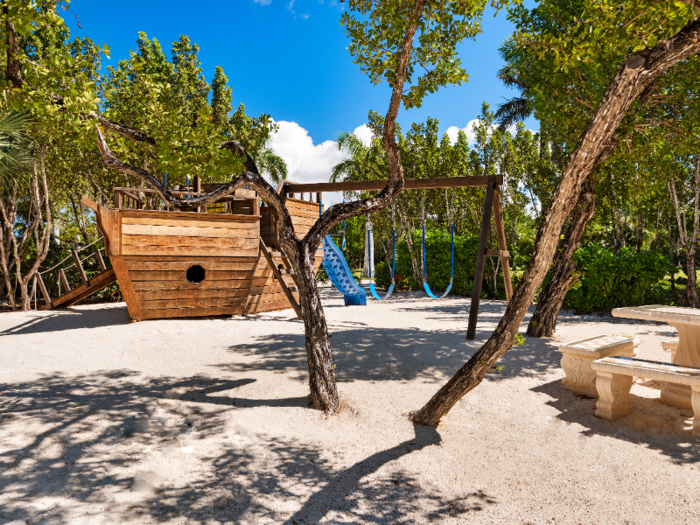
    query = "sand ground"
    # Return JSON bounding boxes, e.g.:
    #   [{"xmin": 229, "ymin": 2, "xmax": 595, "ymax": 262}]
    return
[{"xmin": 0, "ymin": 287, "xmax": 698, "ymax": 524}]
